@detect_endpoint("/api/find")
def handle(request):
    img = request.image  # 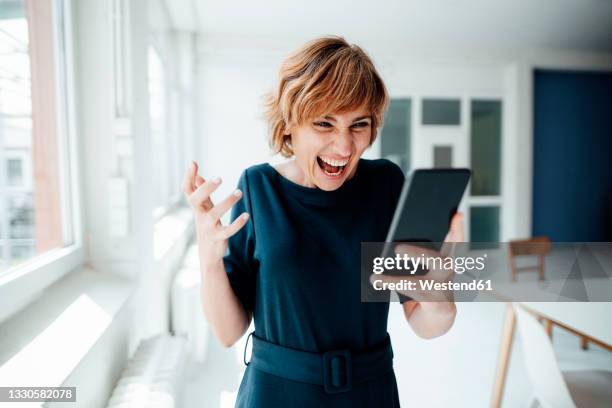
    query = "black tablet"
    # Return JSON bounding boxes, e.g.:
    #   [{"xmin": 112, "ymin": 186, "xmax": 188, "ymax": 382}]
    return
[{"xmin": 385, "ymin": 168, "xmax": 471, "ymax": 251}]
